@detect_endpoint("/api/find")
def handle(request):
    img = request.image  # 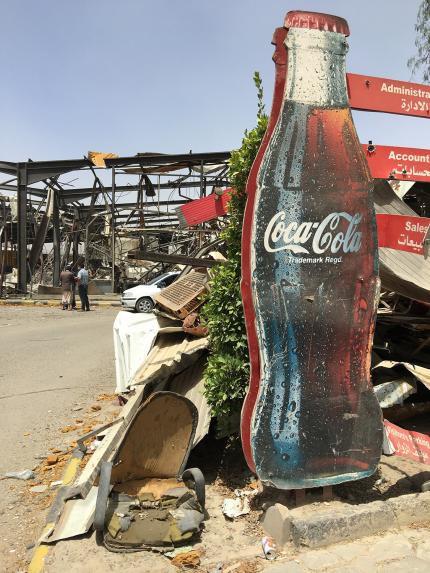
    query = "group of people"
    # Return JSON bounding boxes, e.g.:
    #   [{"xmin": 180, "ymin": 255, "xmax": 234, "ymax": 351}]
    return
[{"xmin": 59, "ymin": 263, "xmax": 90, "ymax": 312}]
